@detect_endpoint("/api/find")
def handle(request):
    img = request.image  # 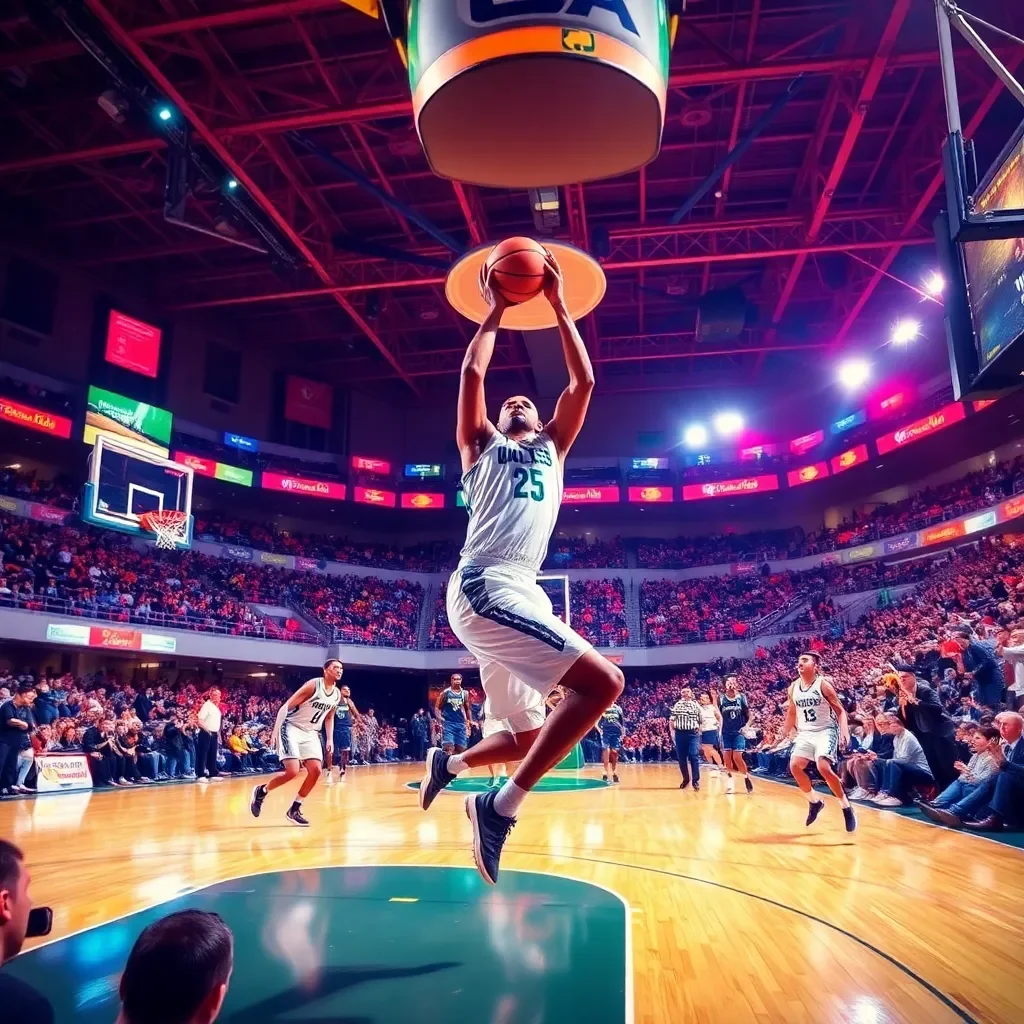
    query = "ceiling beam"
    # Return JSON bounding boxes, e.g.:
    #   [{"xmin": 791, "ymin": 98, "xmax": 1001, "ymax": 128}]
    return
[
  {"xmin": 81, "ymin": 0, "xmax": 417, "ymax": 393},
  {"xmin": 0, "ymin": 50, "xmax": 952, "ymax": 177}
]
